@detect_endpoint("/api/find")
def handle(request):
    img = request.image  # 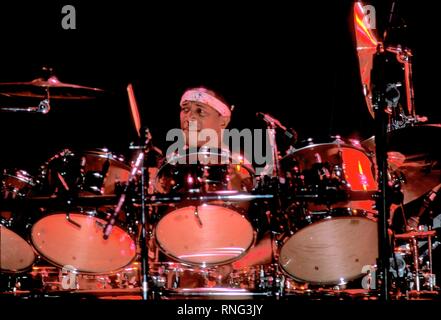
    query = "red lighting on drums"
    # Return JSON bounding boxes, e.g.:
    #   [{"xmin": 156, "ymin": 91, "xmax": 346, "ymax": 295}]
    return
[
  {"xmin": 358, "ymin": 161, "xmax": 369, "ymax": 191},
  {"xmin": 1, "ymin": 7, "xmax": 439, "ymax": 300},
  {"xmin": 341, "ymin": 148, "xmax": 376, "ymax": 192}
]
